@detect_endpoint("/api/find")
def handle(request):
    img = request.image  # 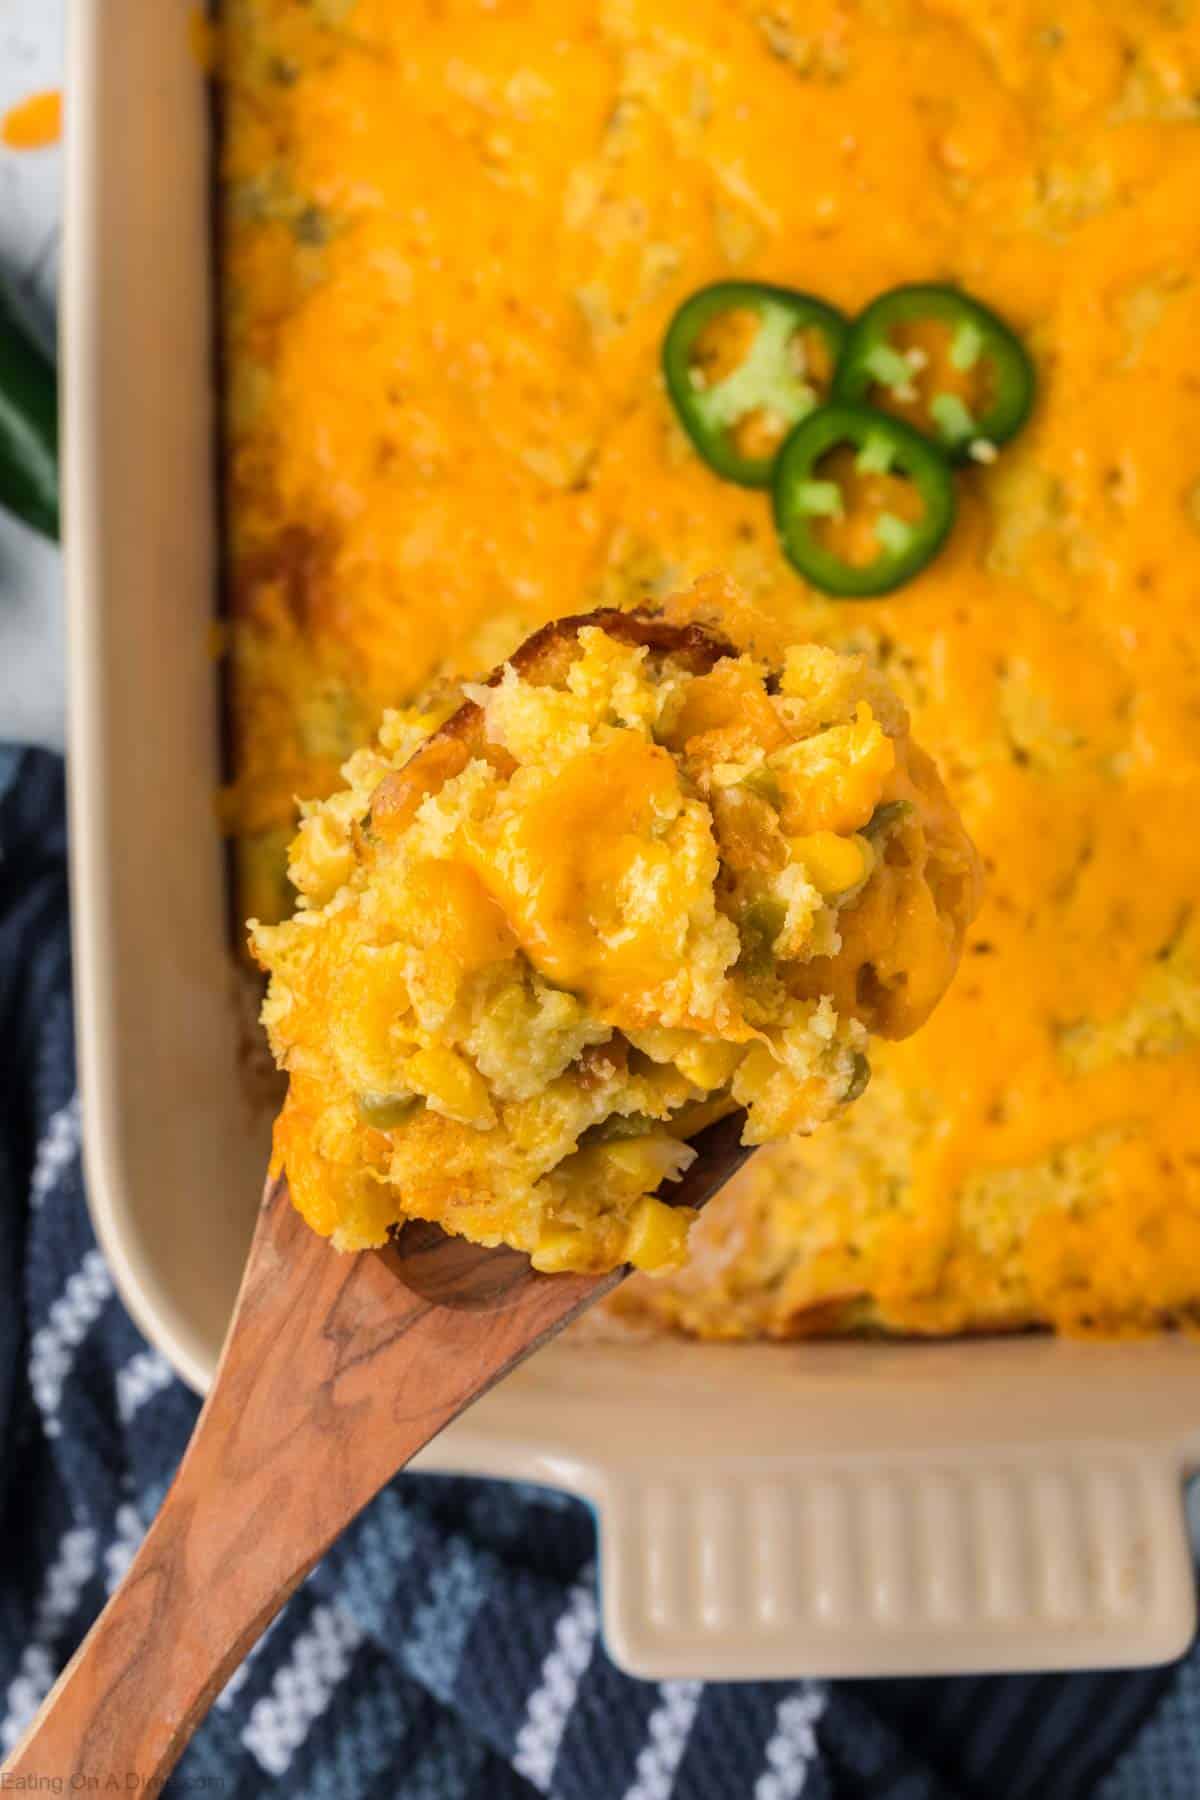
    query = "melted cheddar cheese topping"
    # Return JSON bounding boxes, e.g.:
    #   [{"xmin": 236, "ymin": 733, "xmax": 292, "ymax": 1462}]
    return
[{"xmin": 221, "ymin": 0, "xmax": 1200, "ymax": 1333}]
